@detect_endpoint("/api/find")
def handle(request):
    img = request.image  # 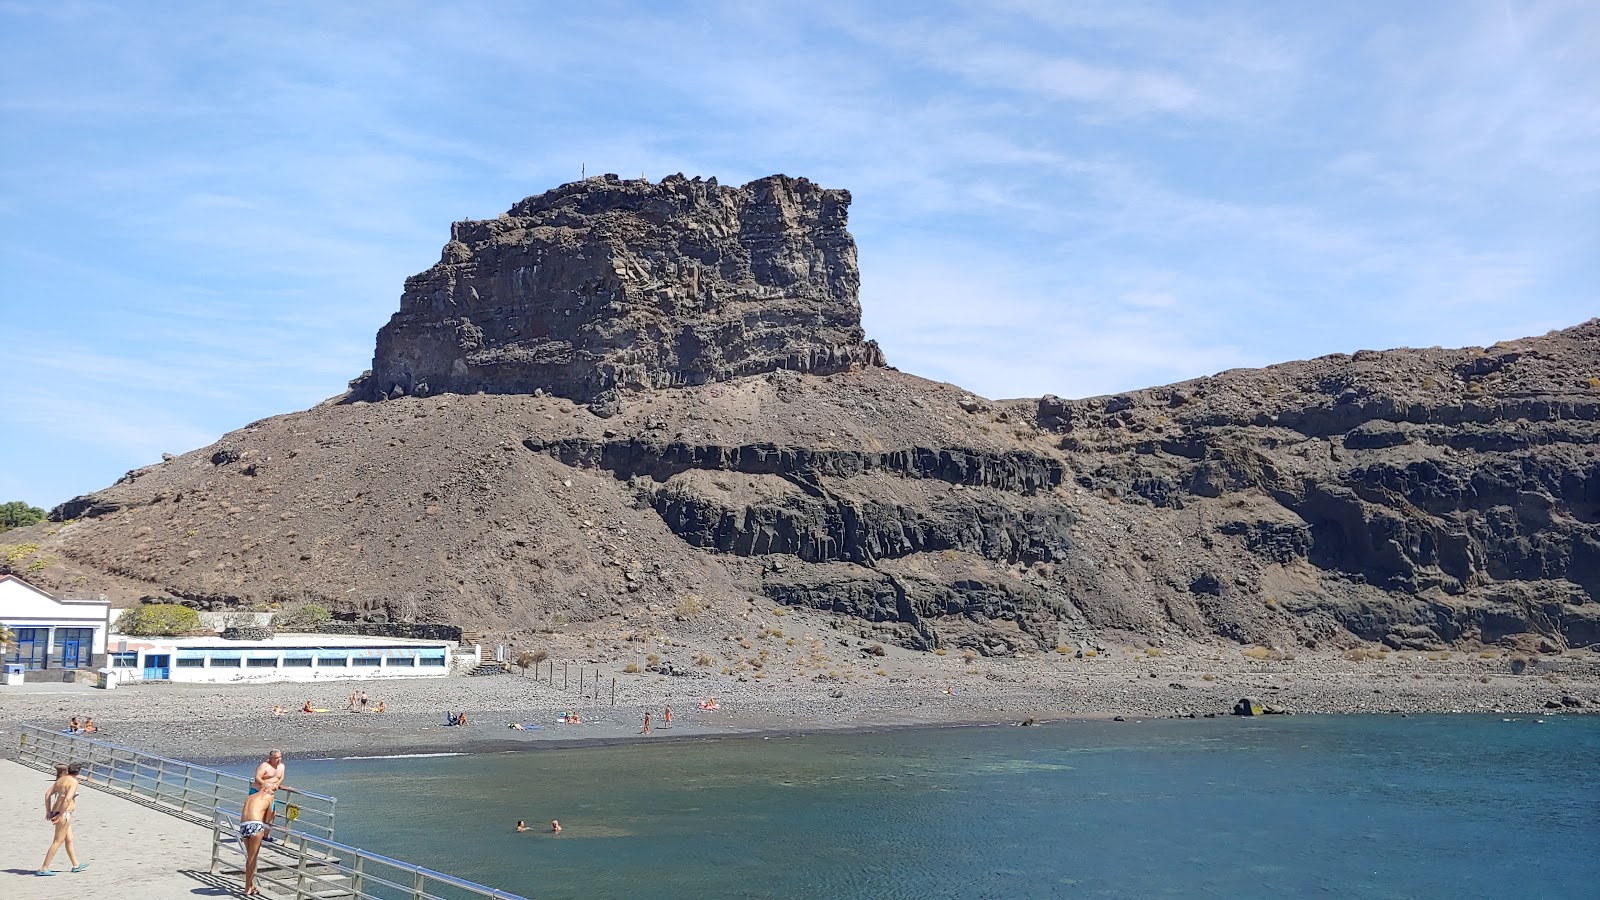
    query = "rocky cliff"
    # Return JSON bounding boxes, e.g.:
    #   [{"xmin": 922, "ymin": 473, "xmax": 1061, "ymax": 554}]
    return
[
  {"xmin": 17, "ymin": 175, "xmax": 1599, "ymax": 657},
  {"xmin": 352, "ymin": 174, "xmax": 884, "ymax": 412}
]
